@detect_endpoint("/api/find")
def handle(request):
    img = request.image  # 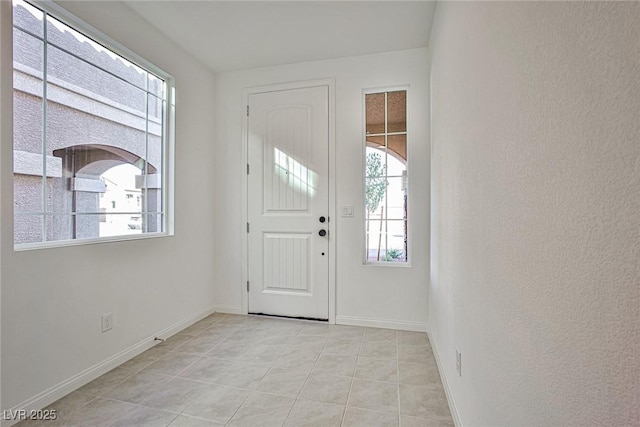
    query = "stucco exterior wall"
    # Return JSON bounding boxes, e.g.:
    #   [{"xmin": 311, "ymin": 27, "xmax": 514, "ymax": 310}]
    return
[{"xmin": 13, "ymin": 3, "xmax": 162, "ymax": 243}]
